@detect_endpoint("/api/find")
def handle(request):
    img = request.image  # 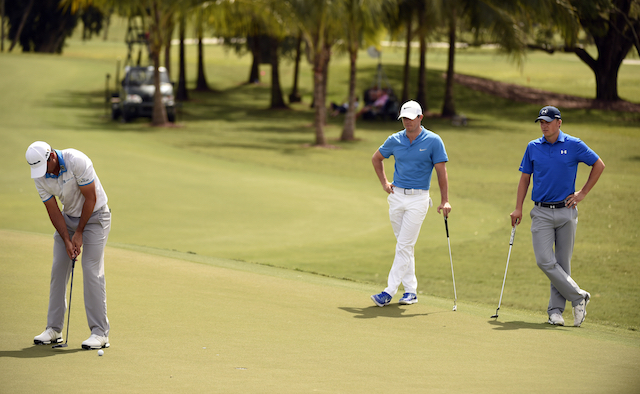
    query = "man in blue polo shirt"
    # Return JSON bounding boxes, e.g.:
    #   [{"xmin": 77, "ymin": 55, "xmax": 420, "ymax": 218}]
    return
[
  {"xmin": 371, "ymin": 100, "xmax": 451, "ymax": 307},
  {"xmin": 510, "ymin": 106, "xmax": 605, "ymax": 327}
]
